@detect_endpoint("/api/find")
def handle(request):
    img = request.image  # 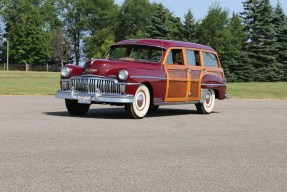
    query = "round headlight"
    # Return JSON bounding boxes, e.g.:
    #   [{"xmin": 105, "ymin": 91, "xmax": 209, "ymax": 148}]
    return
[
  {"xmin": 118, "ymin": 70, "xmax": 129, "ymax": 81},
  {"xmin": 61, "ymin": 67, "xmax": 70, "ymax": 77}
]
